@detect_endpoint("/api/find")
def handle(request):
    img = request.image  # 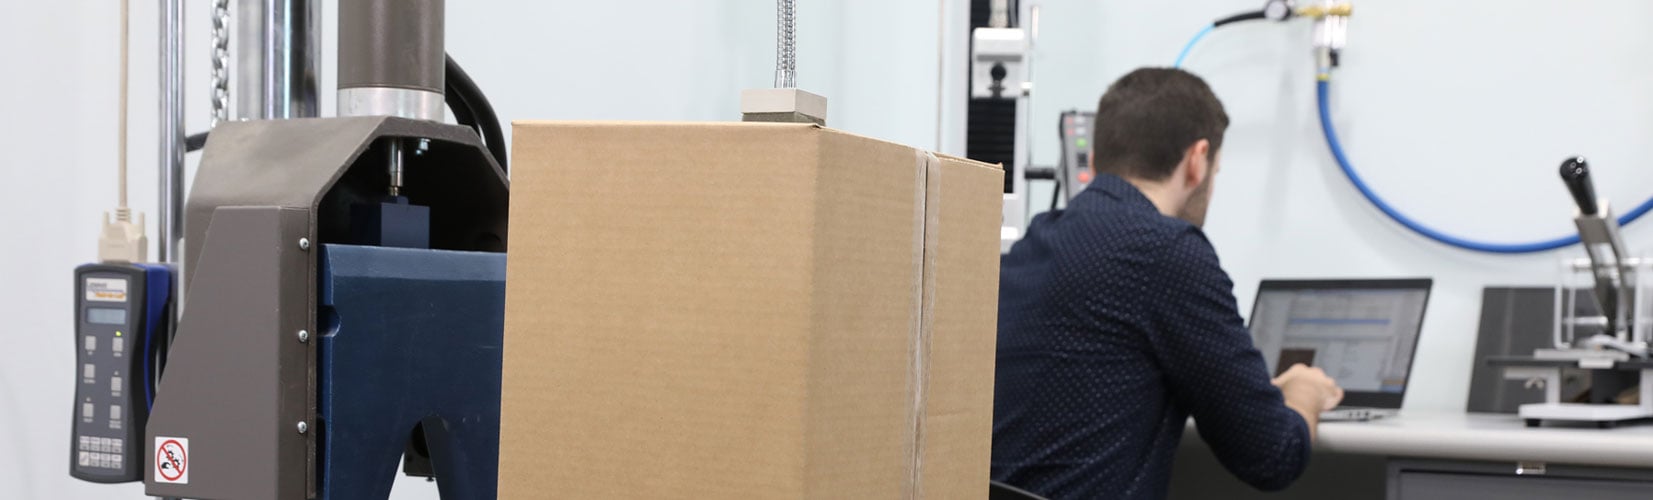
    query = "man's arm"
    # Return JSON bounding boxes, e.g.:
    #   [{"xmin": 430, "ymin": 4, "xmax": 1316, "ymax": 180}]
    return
[{"xmin": 1140, "ymin": 229, "xmax": 1322, "ymax": 491}]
